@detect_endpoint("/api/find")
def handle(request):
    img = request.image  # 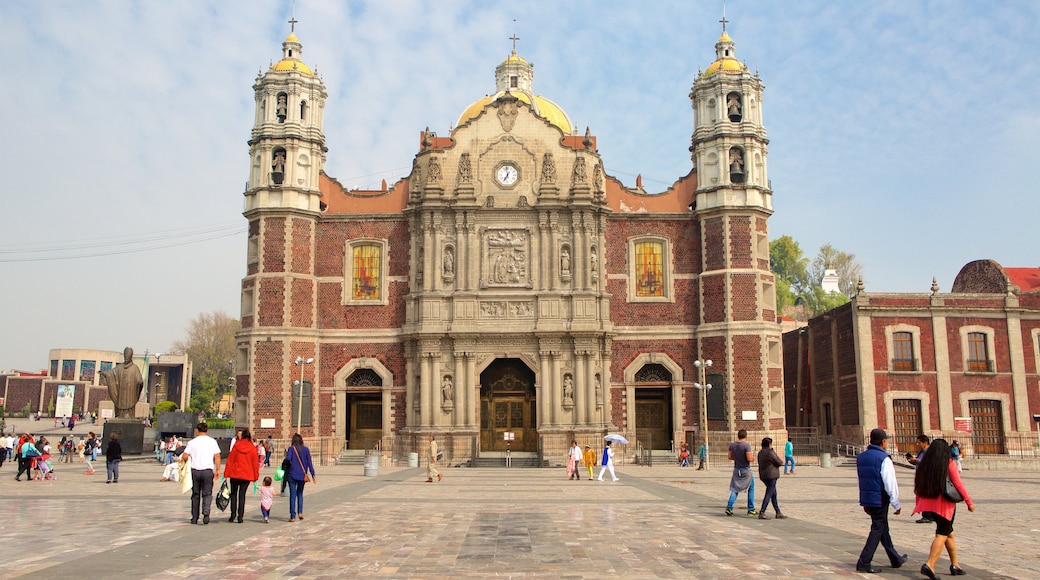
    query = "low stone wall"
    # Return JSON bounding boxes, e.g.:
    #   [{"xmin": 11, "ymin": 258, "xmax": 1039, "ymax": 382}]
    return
[{"xmin": 963, "ymin": 458, "xmax": 1040, "ymax": 472}]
